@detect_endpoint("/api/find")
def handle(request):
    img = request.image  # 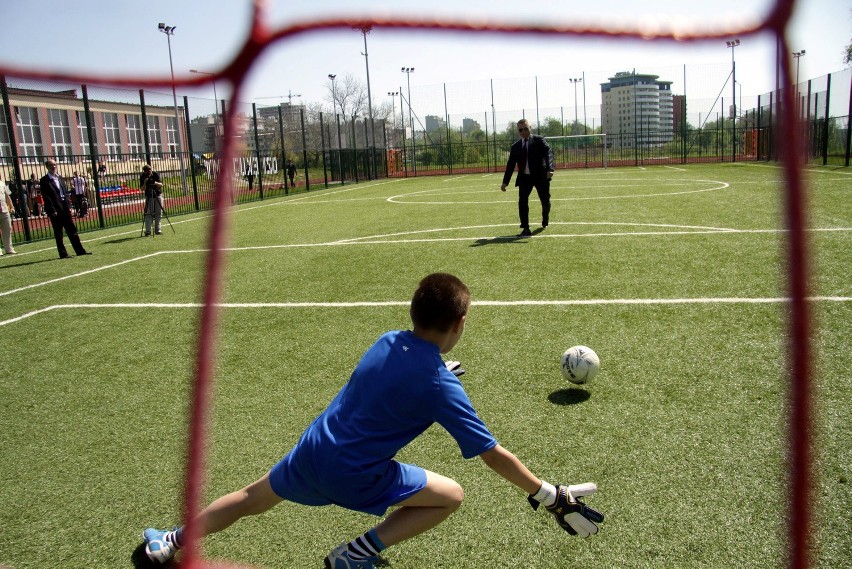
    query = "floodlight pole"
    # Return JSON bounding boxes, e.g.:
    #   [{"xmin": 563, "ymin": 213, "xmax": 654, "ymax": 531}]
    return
[
  {"xmin": 792, "ymin": 50, "xmax": 806, "ymax": 117},
  {"xmin": 387, "ymin": 91, "xmax": 398, "ymax": 147},
  {"xmin": 570, "ymin": 77, "xmax": 582, "ymax": 132},
  {"xmin": 359, "ymin": 26, "xmax": 376, "ymax": 179},
  {"xmin": 402, "ymin": 67, "xmax": 415, "ymax": 176},
  {"xmin": 727, "ymin": 39, "xmax": 740, "ymax": 162},
  {"xmin": 329, "ymin": 74, "xmax": 343, "ymax": 181},
  {"xmin": 159, "ymin": 22, "xmax": 189, "ymax": 195}
]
